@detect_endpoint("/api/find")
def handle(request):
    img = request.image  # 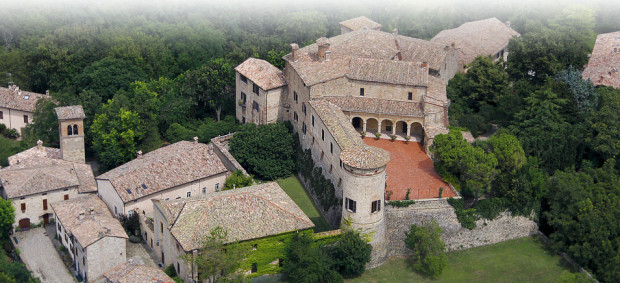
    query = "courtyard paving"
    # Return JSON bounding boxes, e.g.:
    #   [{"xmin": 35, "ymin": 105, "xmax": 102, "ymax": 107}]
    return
[
  {"xmin": 362, "ymin": 137, "xmax": 455, "ymax": 200},
  {"xmin": 14, "ymin": 227, "xmax": 76, "ymax": 283}
]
